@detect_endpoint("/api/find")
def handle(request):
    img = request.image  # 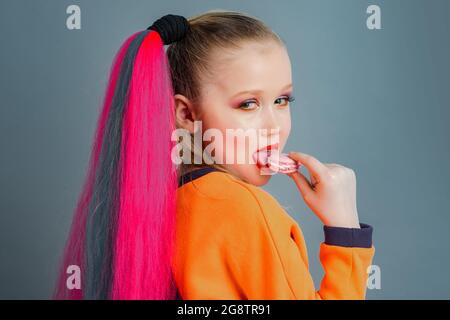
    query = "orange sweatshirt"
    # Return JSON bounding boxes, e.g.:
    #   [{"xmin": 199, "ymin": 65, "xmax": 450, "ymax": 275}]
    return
[{"xmin": 172, "ymin": 167, "xmax": 375, "ymax": 300}]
